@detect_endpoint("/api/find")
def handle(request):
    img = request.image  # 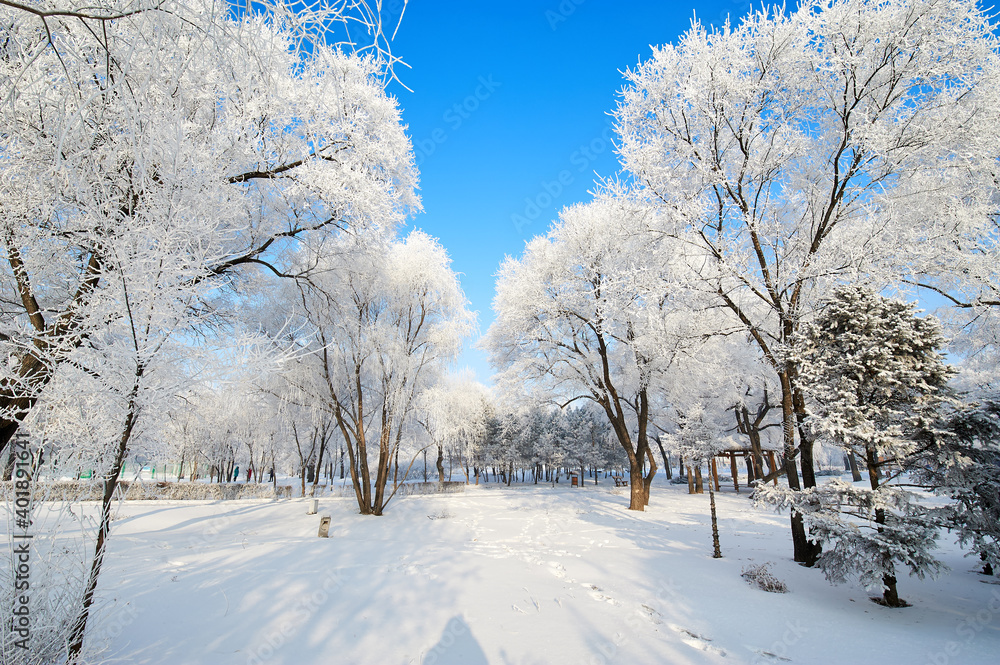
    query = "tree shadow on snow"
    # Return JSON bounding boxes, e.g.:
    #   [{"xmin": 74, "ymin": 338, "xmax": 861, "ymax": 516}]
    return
[{"xmin": 421, "ymin": 614, "xmax": 487, "ymax": 665}]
